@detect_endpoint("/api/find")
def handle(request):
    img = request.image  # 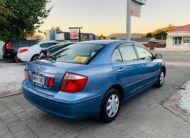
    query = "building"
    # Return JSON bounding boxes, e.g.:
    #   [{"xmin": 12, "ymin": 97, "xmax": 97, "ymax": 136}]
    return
[
  {"xmin": 107, "ymin": 33, "xmax": 145, "ymax": 40},
  {"xmin": 131, "ymin": 38, "xmax": 152, "ymax": 44},
  {"xmin": 166, "ymin": 24, "xmax": 190, "ymax": 51},
  {"xmin": 44, "ymin": 30, "xmax": 97, "ymax": 42}
]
